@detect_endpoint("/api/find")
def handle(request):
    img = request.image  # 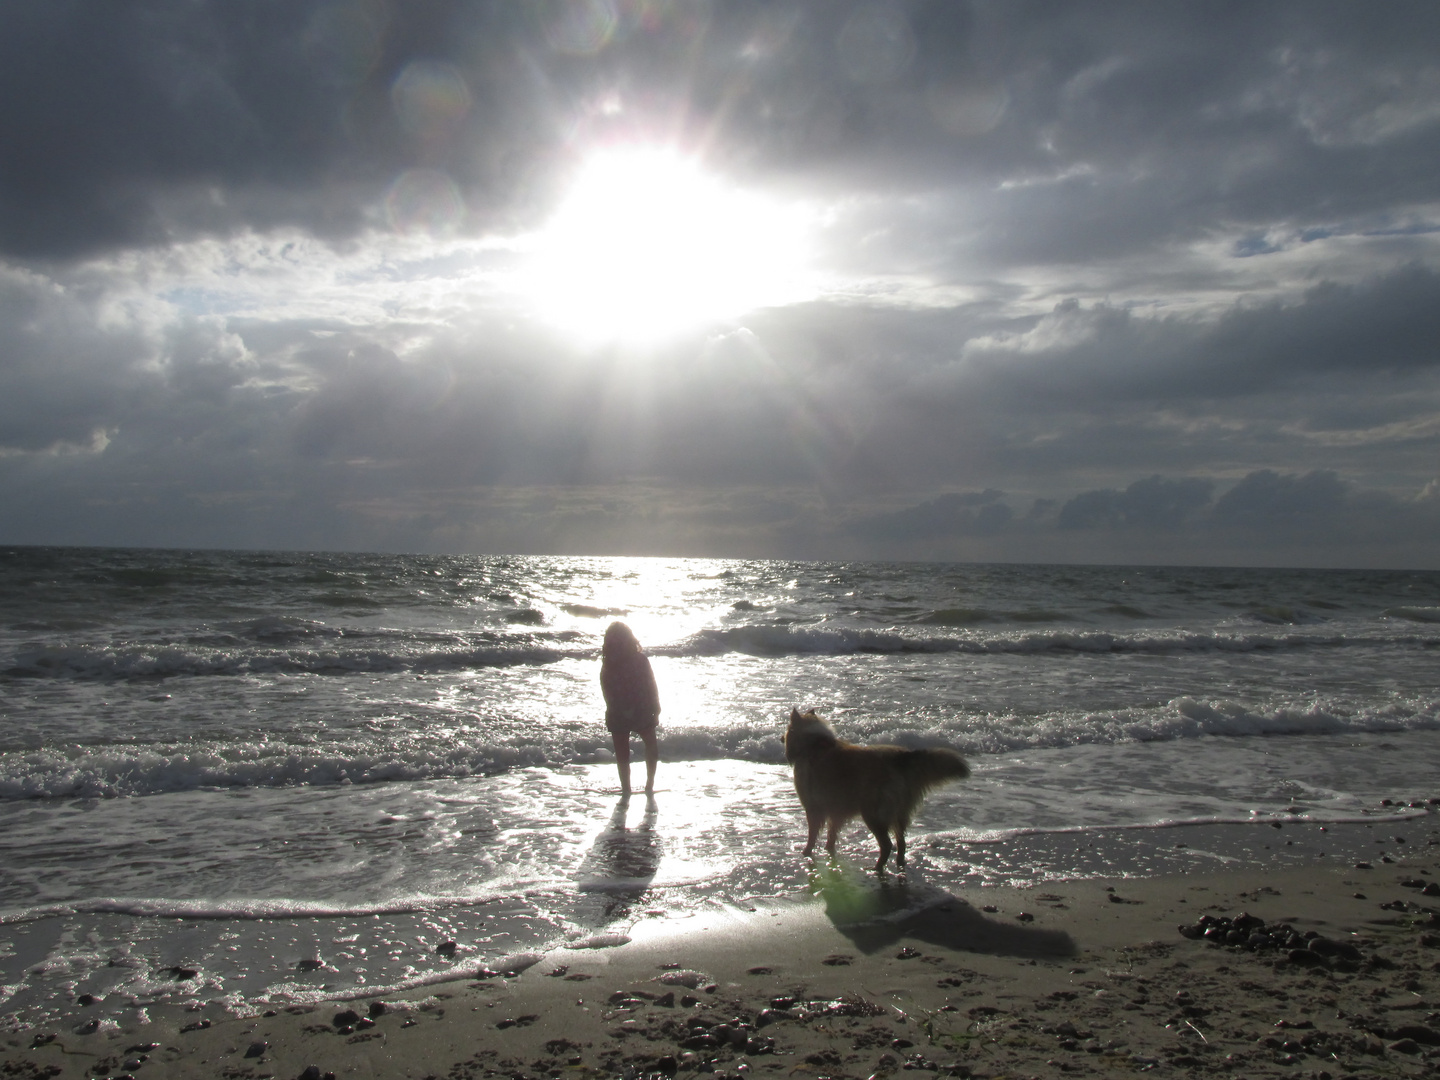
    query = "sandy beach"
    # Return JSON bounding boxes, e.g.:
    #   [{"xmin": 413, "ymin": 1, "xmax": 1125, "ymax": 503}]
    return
[{"xmin": 5, "ymin": 814, "xmax": 1439, "ymax": 1080}]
